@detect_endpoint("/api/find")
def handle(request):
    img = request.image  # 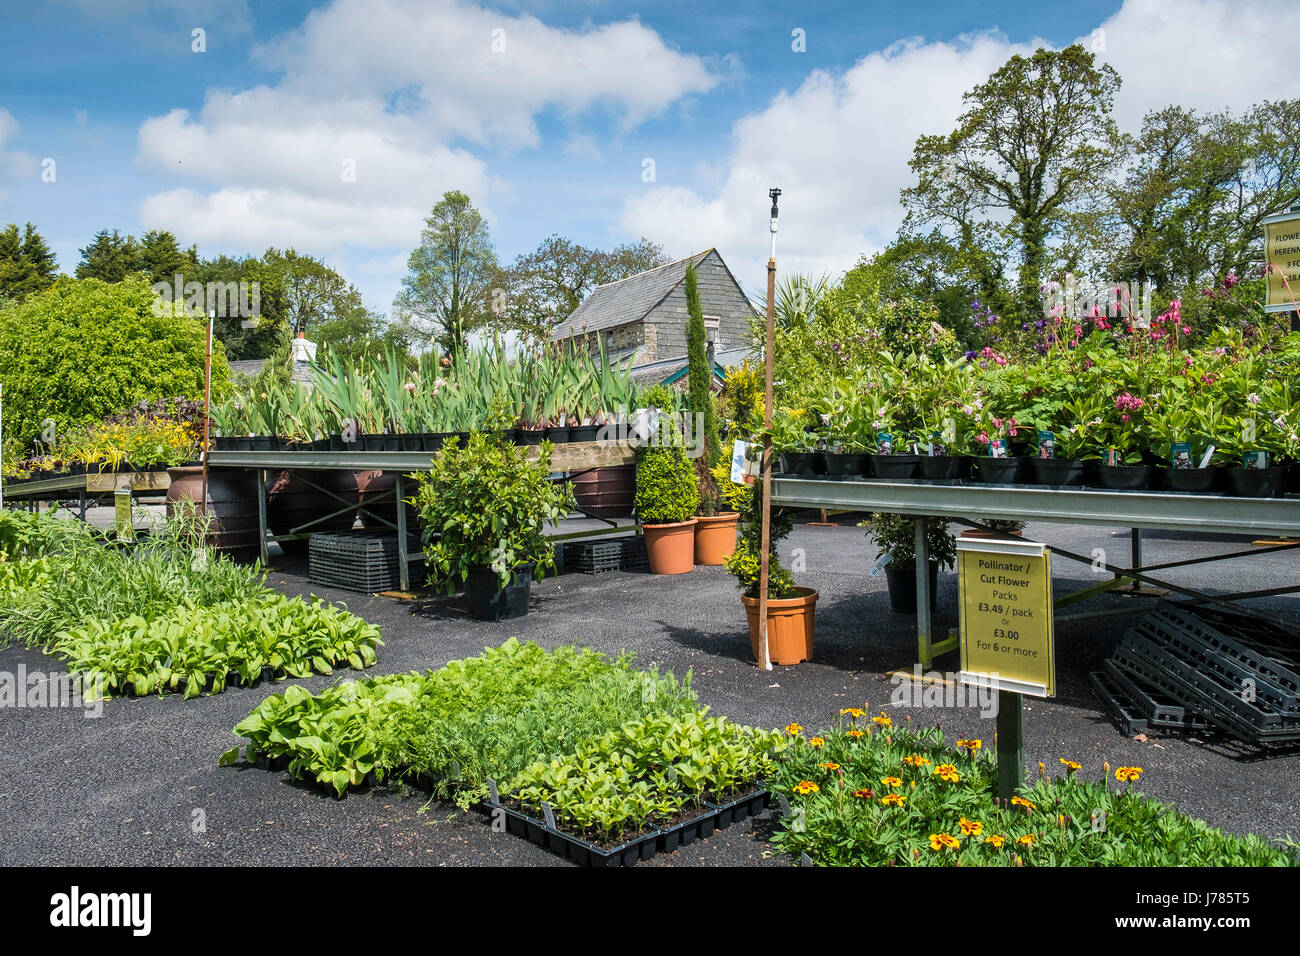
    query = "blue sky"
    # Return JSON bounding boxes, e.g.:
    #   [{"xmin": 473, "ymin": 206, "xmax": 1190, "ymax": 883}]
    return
[{"xmin": 2, "ymin": 0, "xmax": 1296, "ymax": 315}]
